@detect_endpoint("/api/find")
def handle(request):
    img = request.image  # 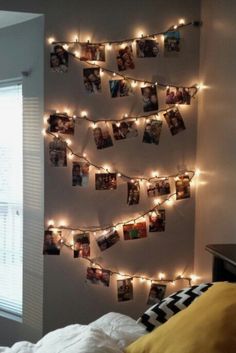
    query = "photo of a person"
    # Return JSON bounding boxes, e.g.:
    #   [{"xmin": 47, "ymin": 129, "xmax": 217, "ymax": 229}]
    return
[
  {"xmin": 109, "ymin": 79, "xmax": 134, "ymax": 98},
  {"xmin": 83, "ymin": 68, "xmax": 101, "ymax": 94},
  {"xmin": 147, "ymin": 284, "xmax": 166, "ymax": 305},
  {"xmin": 116, "ymin": 45, "xmax": 135, "ymax": 71},
  {"xmin": 43, "ymin": 230, "xmax": 61, "ymax": 255},
  {"xmin": 80, "ymin": 44, "xmax": 105, "ymax": 61},
  {"xmin": 72, "ymin": 162, "xmax": 89, "ymax": 187},
  {"xmin": 143, "ymin": 119, "xmax": 162, "ymax": 145},
  {"xmin": 175, "ymin": 175, "xmax": 190, "ymax": 200},
  {"xmin": 112, "ymin": 121, "xmax": 138, "ymax": 140},
  {"xmin": 117, "ymin": 278, "xmax": 133, "ymax": 302},
  {"xmin": 147, "ymin": 178, "xmax": 171, "ymax": 197},
  {"xmin": 141, "ymin": 86, "xmax": 159, "ymax": 112},
  {"xmin": 96, "ymin": 229, "xmax": 120, "ymax": 251},
  {"xmin": 93, "ymin": 126, "xmax": 113, "ymax": 150},
  {"xmin": 164, "ymin": 31, "xmax": 180, "ymax": 54},
  {"xmin": 73, "ymin": 233, "xmax": 90, "ymax": 258},
  {"xmin": 47, "ymin": 114, "xmax": 74, "ymax": 135},
  {"xmin": 166, "ymin": 87, "xmax": 191, "ymax": 105},
  {"xmin": 100, "ymin": 270, "xmax": 111, "ymax": 287},
  {"xmin": 86, "ymin": 267, "xmax": 110, "ymax": 286},
  {"xmin": 95, "ymin": 173, "xmax": 117, "ymax": 190},
  {"xmin": 123, "ymin": 222, "xmax": 147, "ymax": 240},
  {"xmin": 49, "ymin": 138, "xmax": 67, "ymax": 167},
  {"xmin": 149, "ymin": 210, "xmax": 165, "ymax": 232},
  {"xmin": 164, "ymin": 109, "xmax": 186, "ymax": 136},
  {"xmin": 127, "ymin": 181, "xmax": 140, "ymax": 205},
  {"xmin": 136, "ymin": 39, "xmax": 159, "ymax": 57},
  {"xmin": 50, "ymin": 44, "xmax": 69, "ymax": 72}
]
